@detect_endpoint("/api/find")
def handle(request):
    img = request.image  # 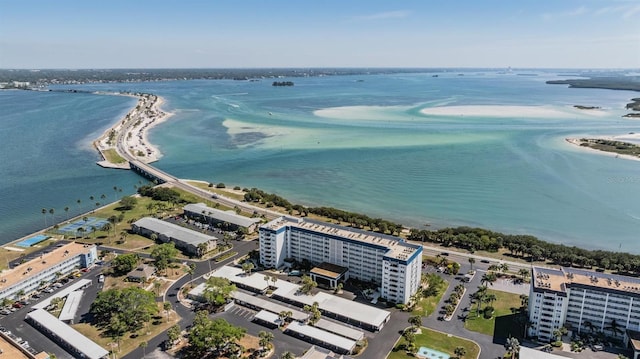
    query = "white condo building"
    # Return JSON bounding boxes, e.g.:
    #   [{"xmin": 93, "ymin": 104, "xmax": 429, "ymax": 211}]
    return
[
  {"xmin": 259, "ymin": 216, "xmax": 422, "ymax": 304},
  {"xmin": 529, "ymin": 266, "xmax": 640, "ymax": 343}
]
